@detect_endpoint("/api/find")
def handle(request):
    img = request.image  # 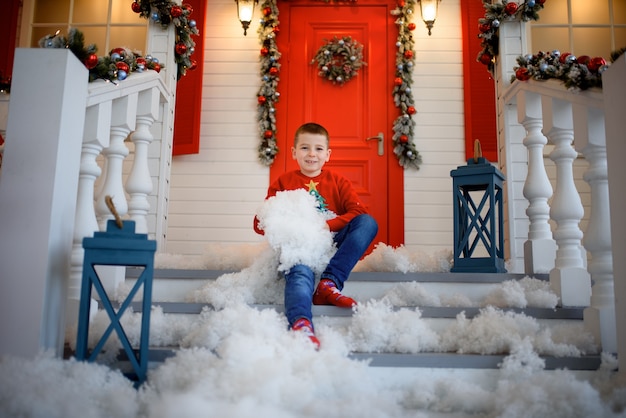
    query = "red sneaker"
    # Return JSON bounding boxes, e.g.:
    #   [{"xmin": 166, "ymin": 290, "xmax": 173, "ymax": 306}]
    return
[
  {"xmin": 292, "ymin": 318, "xmax": 320, "ymax": 349},
  {"xmin": 312, "ymin": 279, "xmax": 357, "ymax": 308}
]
